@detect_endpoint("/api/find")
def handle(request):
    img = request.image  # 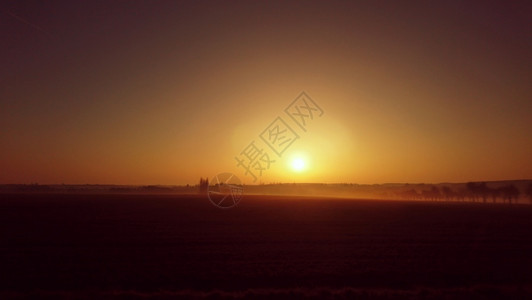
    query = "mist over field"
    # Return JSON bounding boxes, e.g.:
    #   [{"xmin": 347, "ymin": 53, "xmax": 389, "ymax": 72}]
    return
[{"xmin": 4, "ymin": 179, "xmax": 531, "ymax": 203}]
